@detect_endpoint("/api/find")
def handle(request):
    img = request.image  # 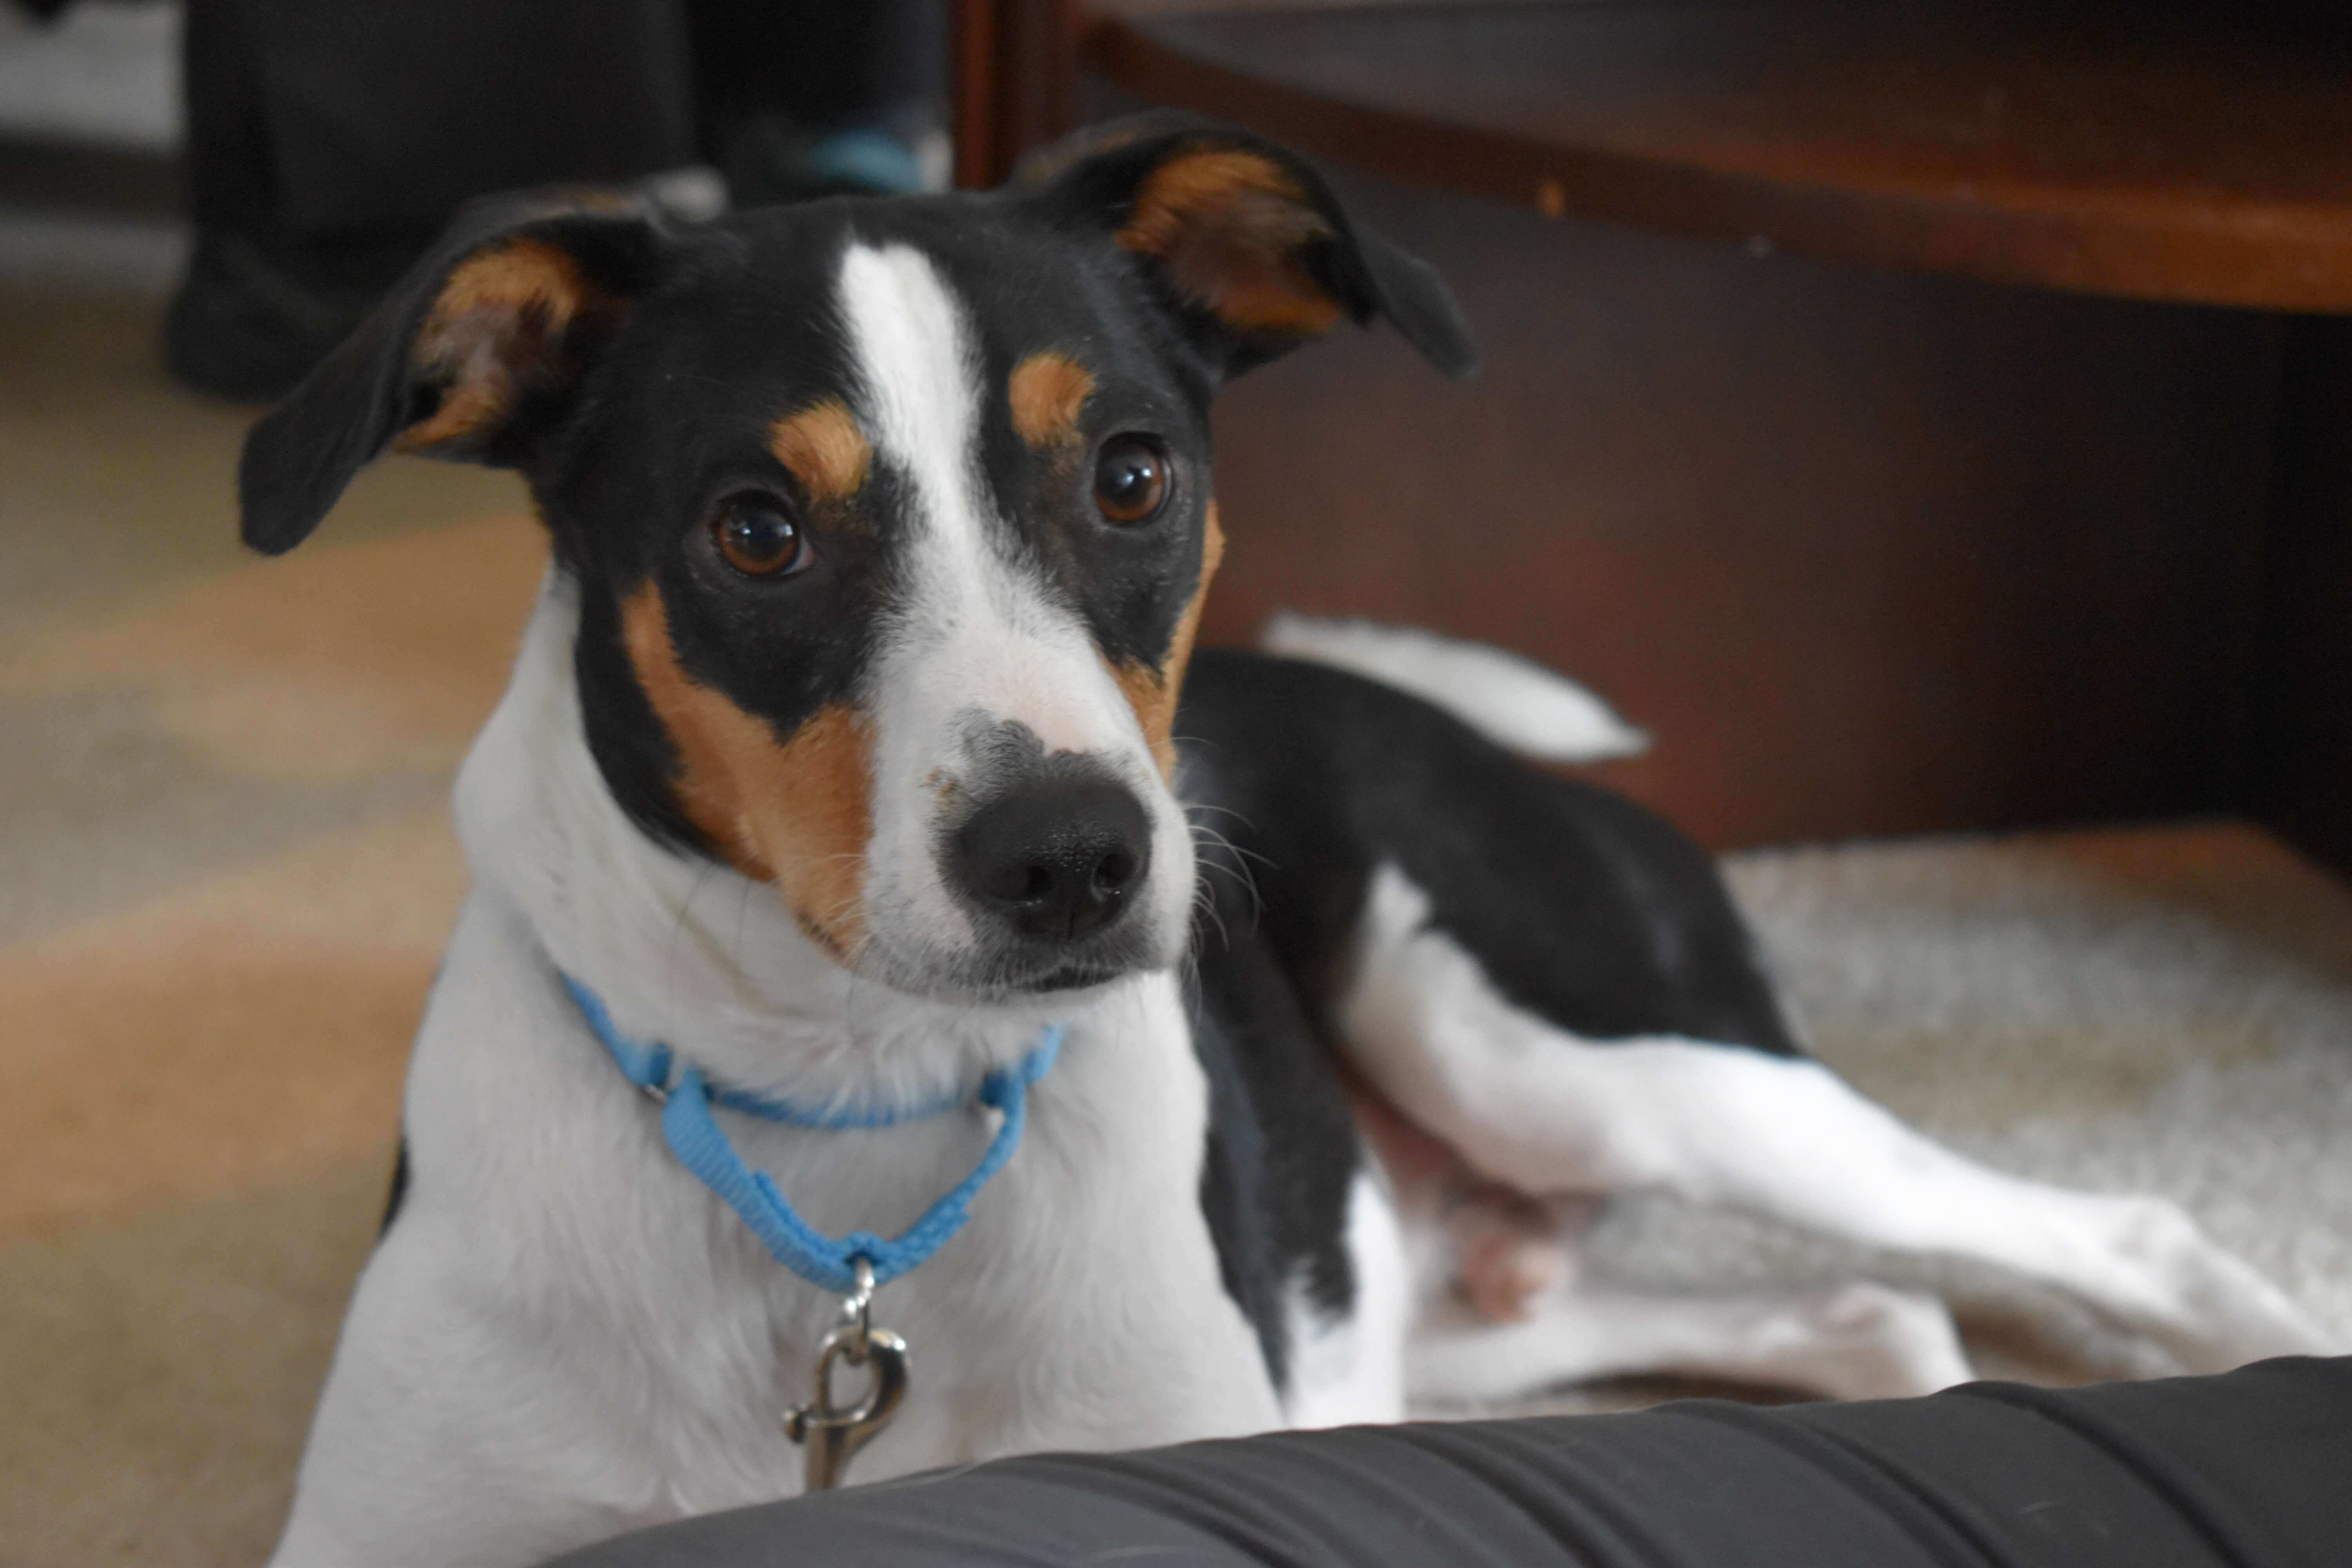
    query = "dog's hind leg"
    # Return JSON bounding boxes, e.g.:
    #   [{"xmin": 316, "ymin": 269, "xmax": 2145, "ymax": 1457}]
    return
[
  {"xmin": 1179, "ymin": 650, "xmax": 2330, "ymax": 1377},
  {"xmin": 1407, "ymin": 1278, "xmax": 1972, "ymax": 1405},
  {"xmin": 1346, "ymin": 864, "xmax": 2336, "ymax": 1378}
]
